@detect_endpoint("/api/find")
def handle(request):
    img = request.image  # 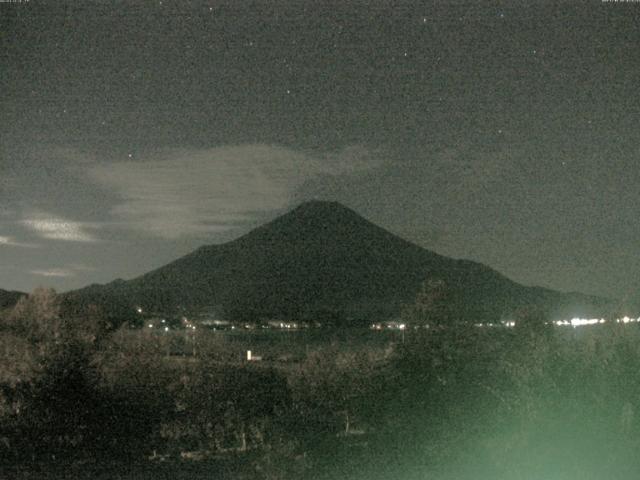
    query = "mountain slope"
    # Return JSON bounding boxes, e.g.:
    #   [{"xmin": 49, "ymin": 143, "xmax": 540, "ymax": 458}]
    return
[{"xmin": 66, "ymin": 201, "xmax": 611, "ymax": 325}]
